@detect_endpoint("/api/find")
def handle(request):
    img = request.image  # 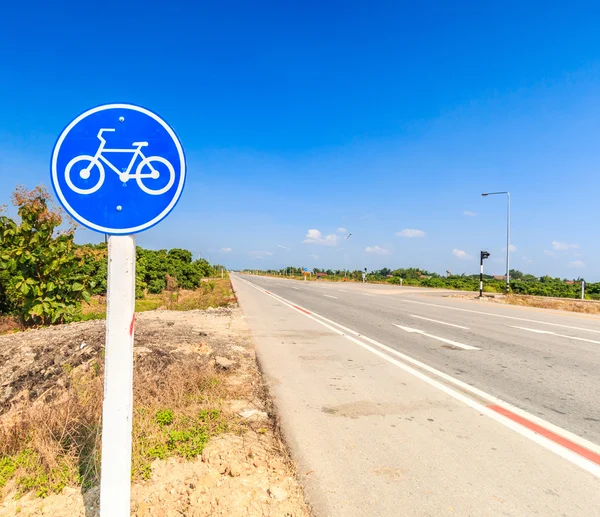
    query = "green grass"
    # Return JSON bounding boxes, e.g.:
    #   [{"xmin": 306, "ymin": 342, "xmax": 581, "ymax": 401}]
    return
[
  {"xmin": 78, "ymin": 294, "xmax": 163, "ymax": 321},
  {"xmin": 133, "ymin": 407, "xmax": 230, "ymax": 480},
  {"xmin": 134, "ymin": 296, "xmax": 162, "ymax": 312},
  {"xmin": 0, "ymin": 450, "xmax": 78, "ymax": 499}
]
